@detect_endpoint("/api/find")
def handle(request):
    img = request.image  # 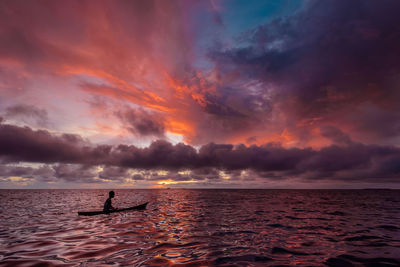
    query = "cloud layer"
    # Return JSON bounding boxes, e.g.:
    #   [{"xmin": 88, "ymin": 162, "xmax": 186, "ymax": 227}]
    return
[
  {"xmin": 1, "ymin": 120, "xmax": 399, "ymax": 185},
  {"xmin": 204, "ymin": 0, "xmax": 400, "ymax": 146}
]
